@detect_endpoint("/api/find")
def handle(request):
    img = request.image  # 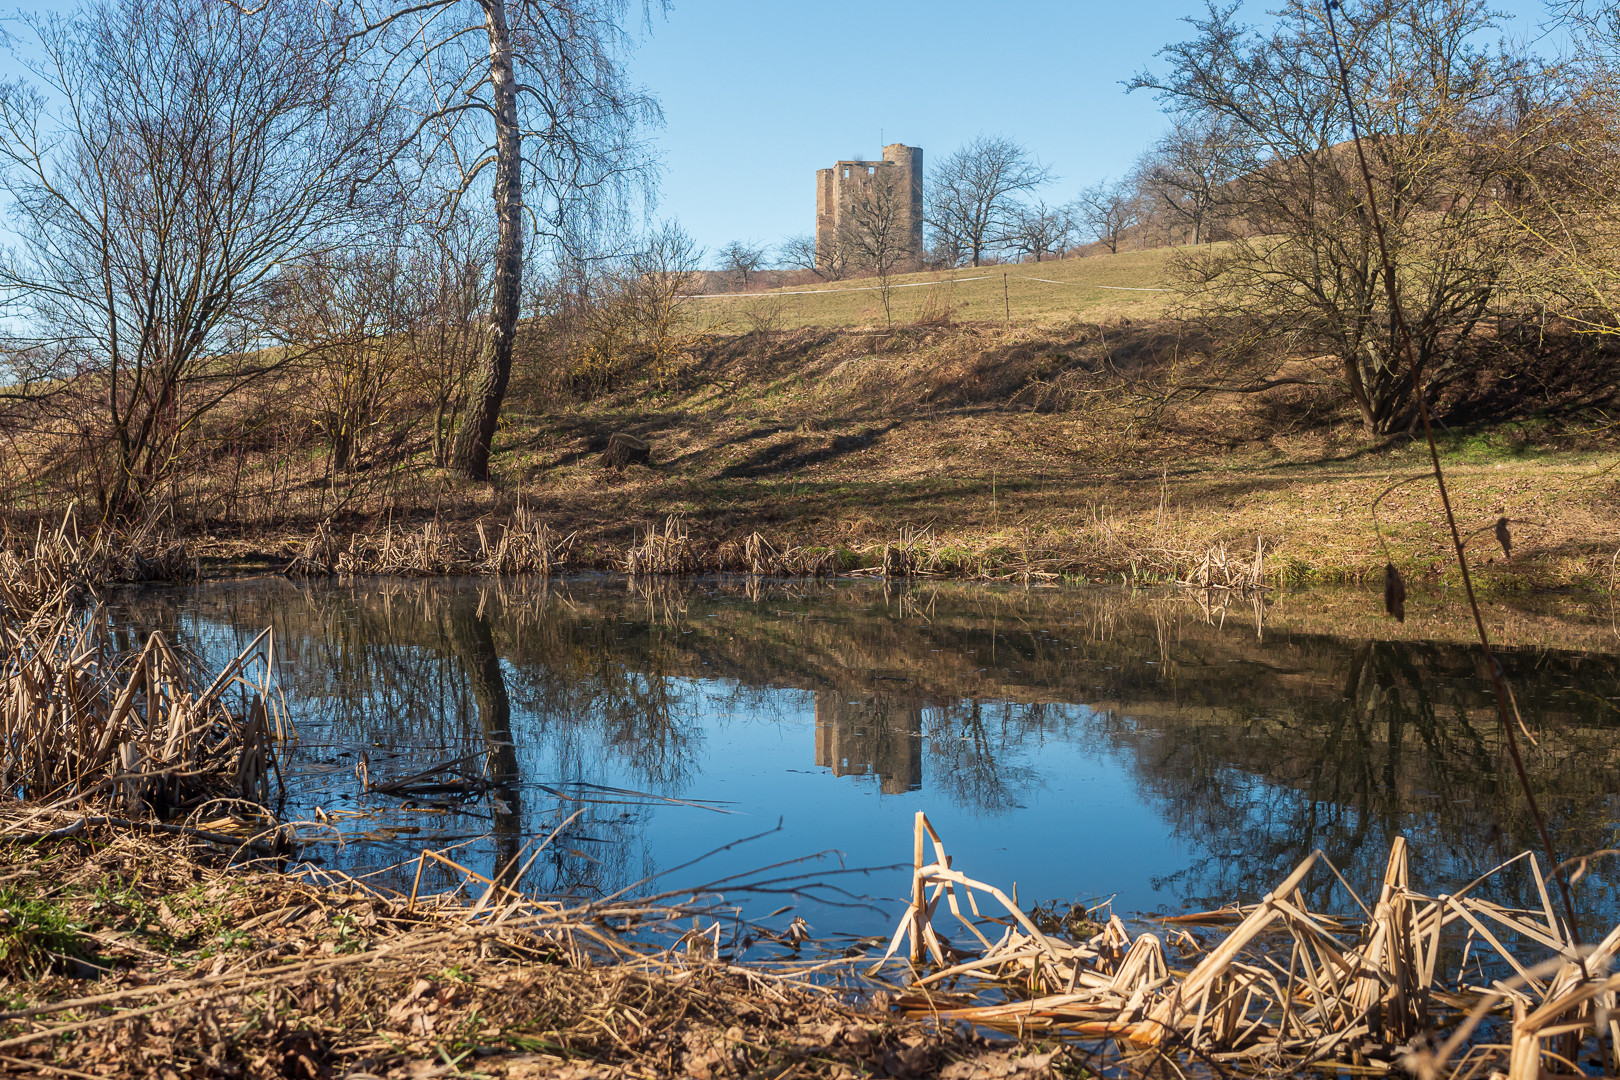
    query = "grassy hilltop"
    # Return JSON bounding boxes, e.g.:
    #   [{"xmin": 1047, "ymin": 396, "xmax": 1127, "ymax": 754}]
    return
[{"xmin": 687, "ymin": 247, "xmax": 1180, "ymax": 330}]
